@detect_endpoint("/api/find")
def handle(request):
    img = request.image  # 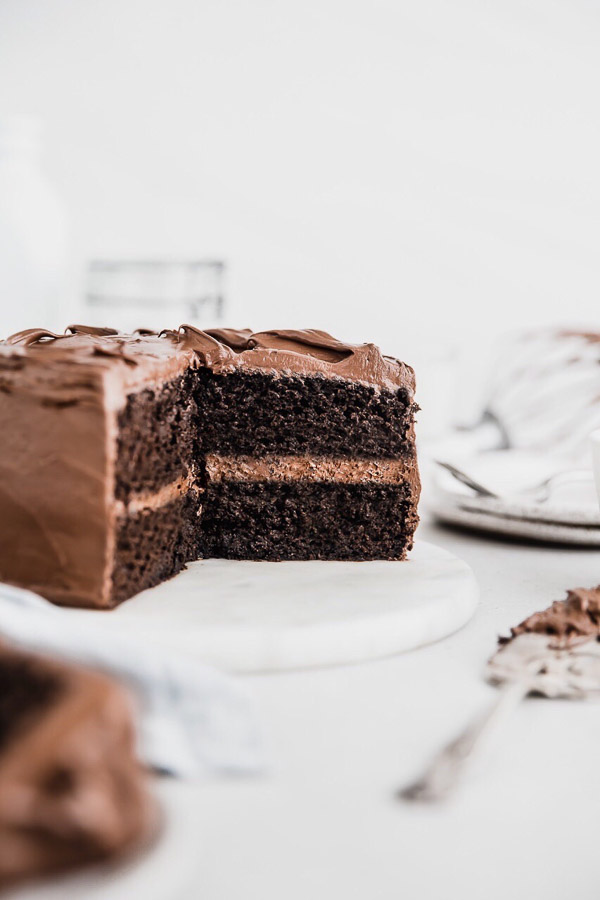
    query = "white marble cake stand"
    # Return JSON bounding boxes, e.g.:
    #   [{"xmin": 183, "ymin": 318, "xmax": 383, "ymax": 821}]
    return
[{"xmin": 78, "ymin": 541, "xmax": 478, "ymax": 673}]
